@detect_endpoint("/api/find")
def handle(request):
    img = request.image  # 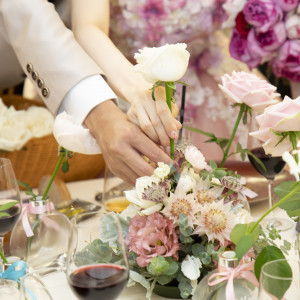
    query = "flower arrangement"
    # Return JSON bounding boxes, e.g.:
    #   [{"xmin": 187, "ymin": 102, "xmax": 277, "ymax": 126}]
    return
[
  {"xmin": 223, "ymin": 0, "xmax": 300, "ymax": 95},
  {"xmin": 98, "ymin": 145, "xmax": 255, "ymax": 299}
]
